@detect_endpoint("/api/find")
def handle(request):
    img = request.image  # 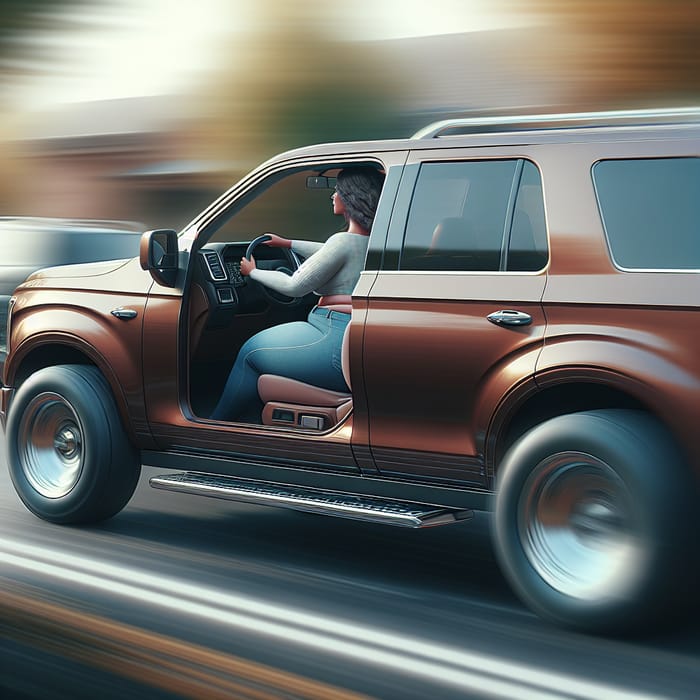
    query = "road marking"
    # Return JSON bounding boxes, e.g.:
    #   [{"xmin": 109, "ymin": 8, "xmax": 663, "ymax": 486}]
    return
[
  {"xmin": 1, "ymin": 584, "xmax": 370, "ymax": 700},
  {"xmin": 0, "ymin": 538, "xmax": 666, "ymax": 700}
]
